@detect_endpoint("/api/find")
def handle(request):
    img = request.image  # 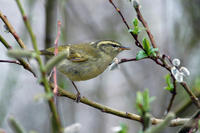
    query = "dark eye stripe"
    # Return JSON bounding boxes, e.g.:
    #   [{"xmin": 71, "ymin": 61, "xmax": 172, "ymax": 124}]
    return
[{"xmin": 111, "ymin": 44, "xmax": 119, "ymax": 48}]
